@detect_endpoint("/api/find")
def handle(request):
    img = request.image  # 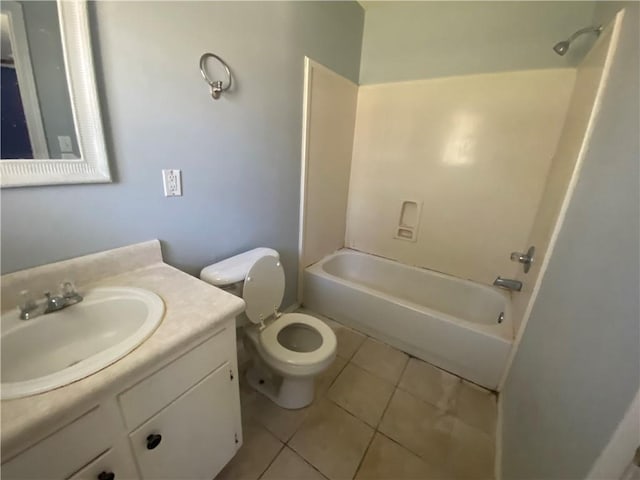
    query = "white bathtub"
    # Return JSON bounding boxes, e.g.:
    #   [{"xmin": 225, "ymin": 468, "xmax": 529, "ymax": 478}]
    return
[{"xmin": 303, "ymin": 249, "xmax": 513, "ymax": 389}]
